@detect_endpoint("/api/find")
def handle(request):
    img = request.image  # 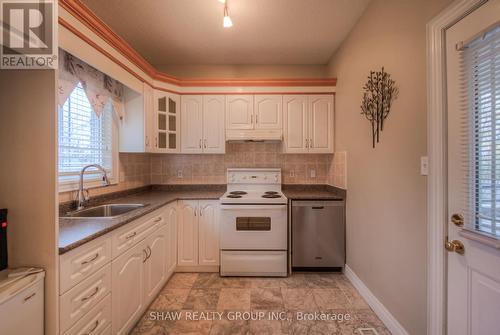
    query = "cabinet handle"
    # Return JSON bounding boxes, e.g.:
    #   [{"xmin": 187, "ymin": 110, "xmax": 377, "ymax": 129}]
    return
[
  {"xmin": 199, "ymin": 139, "xmax": 202, "ymax": 148},
  {"xmin": 125, "ymin": 231, "xmax": 137, "ymax": 240},
  {"xmin": 147, "ymin": 246, "xmax": 152, "ymax": 260},
  {"xmin": 310, "ymin": 138, "xmax": 313, "ymax": 148},
  {"xmin": 155, "ymin": 137, "xmax": 158, "ymax": 148},
  {"xmin": 23, "ymin": 292, "xmax": 36, "ymax": 302},
  {"xmin": 255, "ymin": 114, "xmax": 258, "ymax": 124},
  {"xmin": 194, "ymin": 207, "xmax": 197, "ymax": 216},
  {"xmin": 305, "ymin": 139, "xmax": 309, "ymax": 148},
  {"xmin": 83, "ymin": 320, "xmax": 99, "ymax": 335},
  {"xmin": 154, "ymin": 217, "xmax": 162, "ymax": 223},
  {"xmin": 145, "ymin": 136, "xmax": 149, "ymax": 146},
  {"xmin": 81, "ymin": 253, "xmax": 99, "ymax": 265},
  {"xmin": 204, "ymin": 139, "xmax": 207, "ymax": 149},
  {"xmin": 199, "ymin": 207, "xmax": 202, "ymax": 217},
  {"xmin": 81, "ymin": 287, "xmax": 99, "ymax": 302},
  {"xmin": 143, "ymin": 249, "xmax": 148, "ymax": 263}
]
